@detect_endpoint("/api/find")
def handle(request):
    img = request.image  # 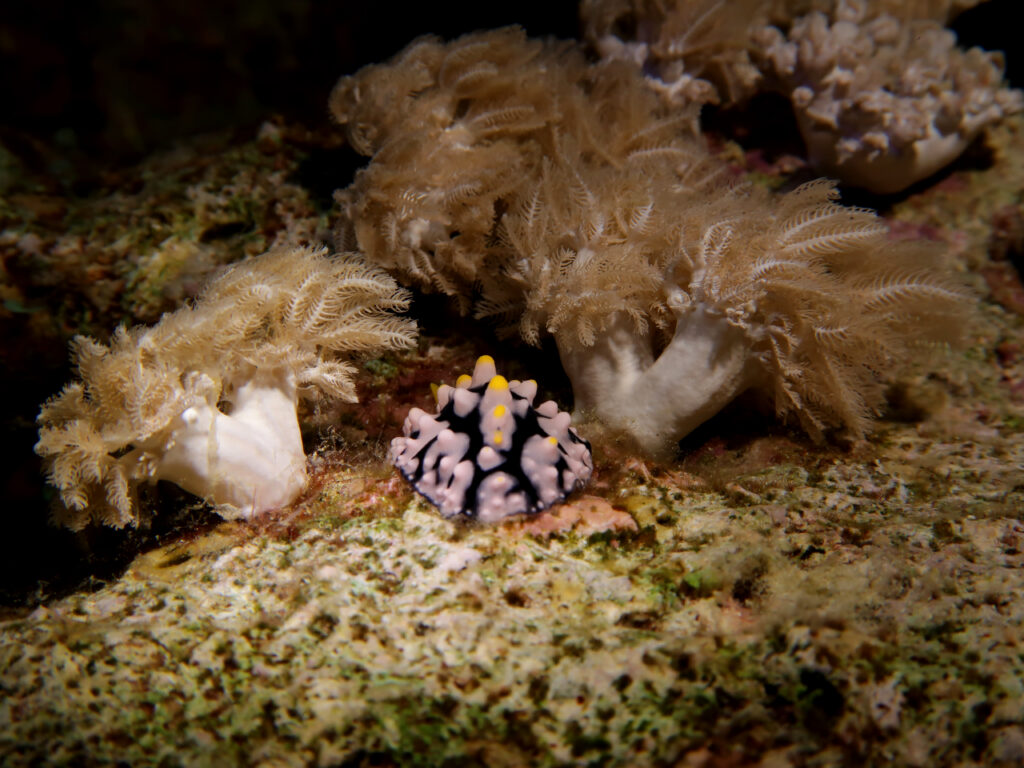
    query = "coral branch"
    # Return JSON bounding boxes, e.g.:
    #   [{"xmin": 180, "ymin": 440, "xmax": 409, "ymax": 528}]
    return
[{"xmin": 560, "ymin": 307, "xmax": 754, "ymax": 456}]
